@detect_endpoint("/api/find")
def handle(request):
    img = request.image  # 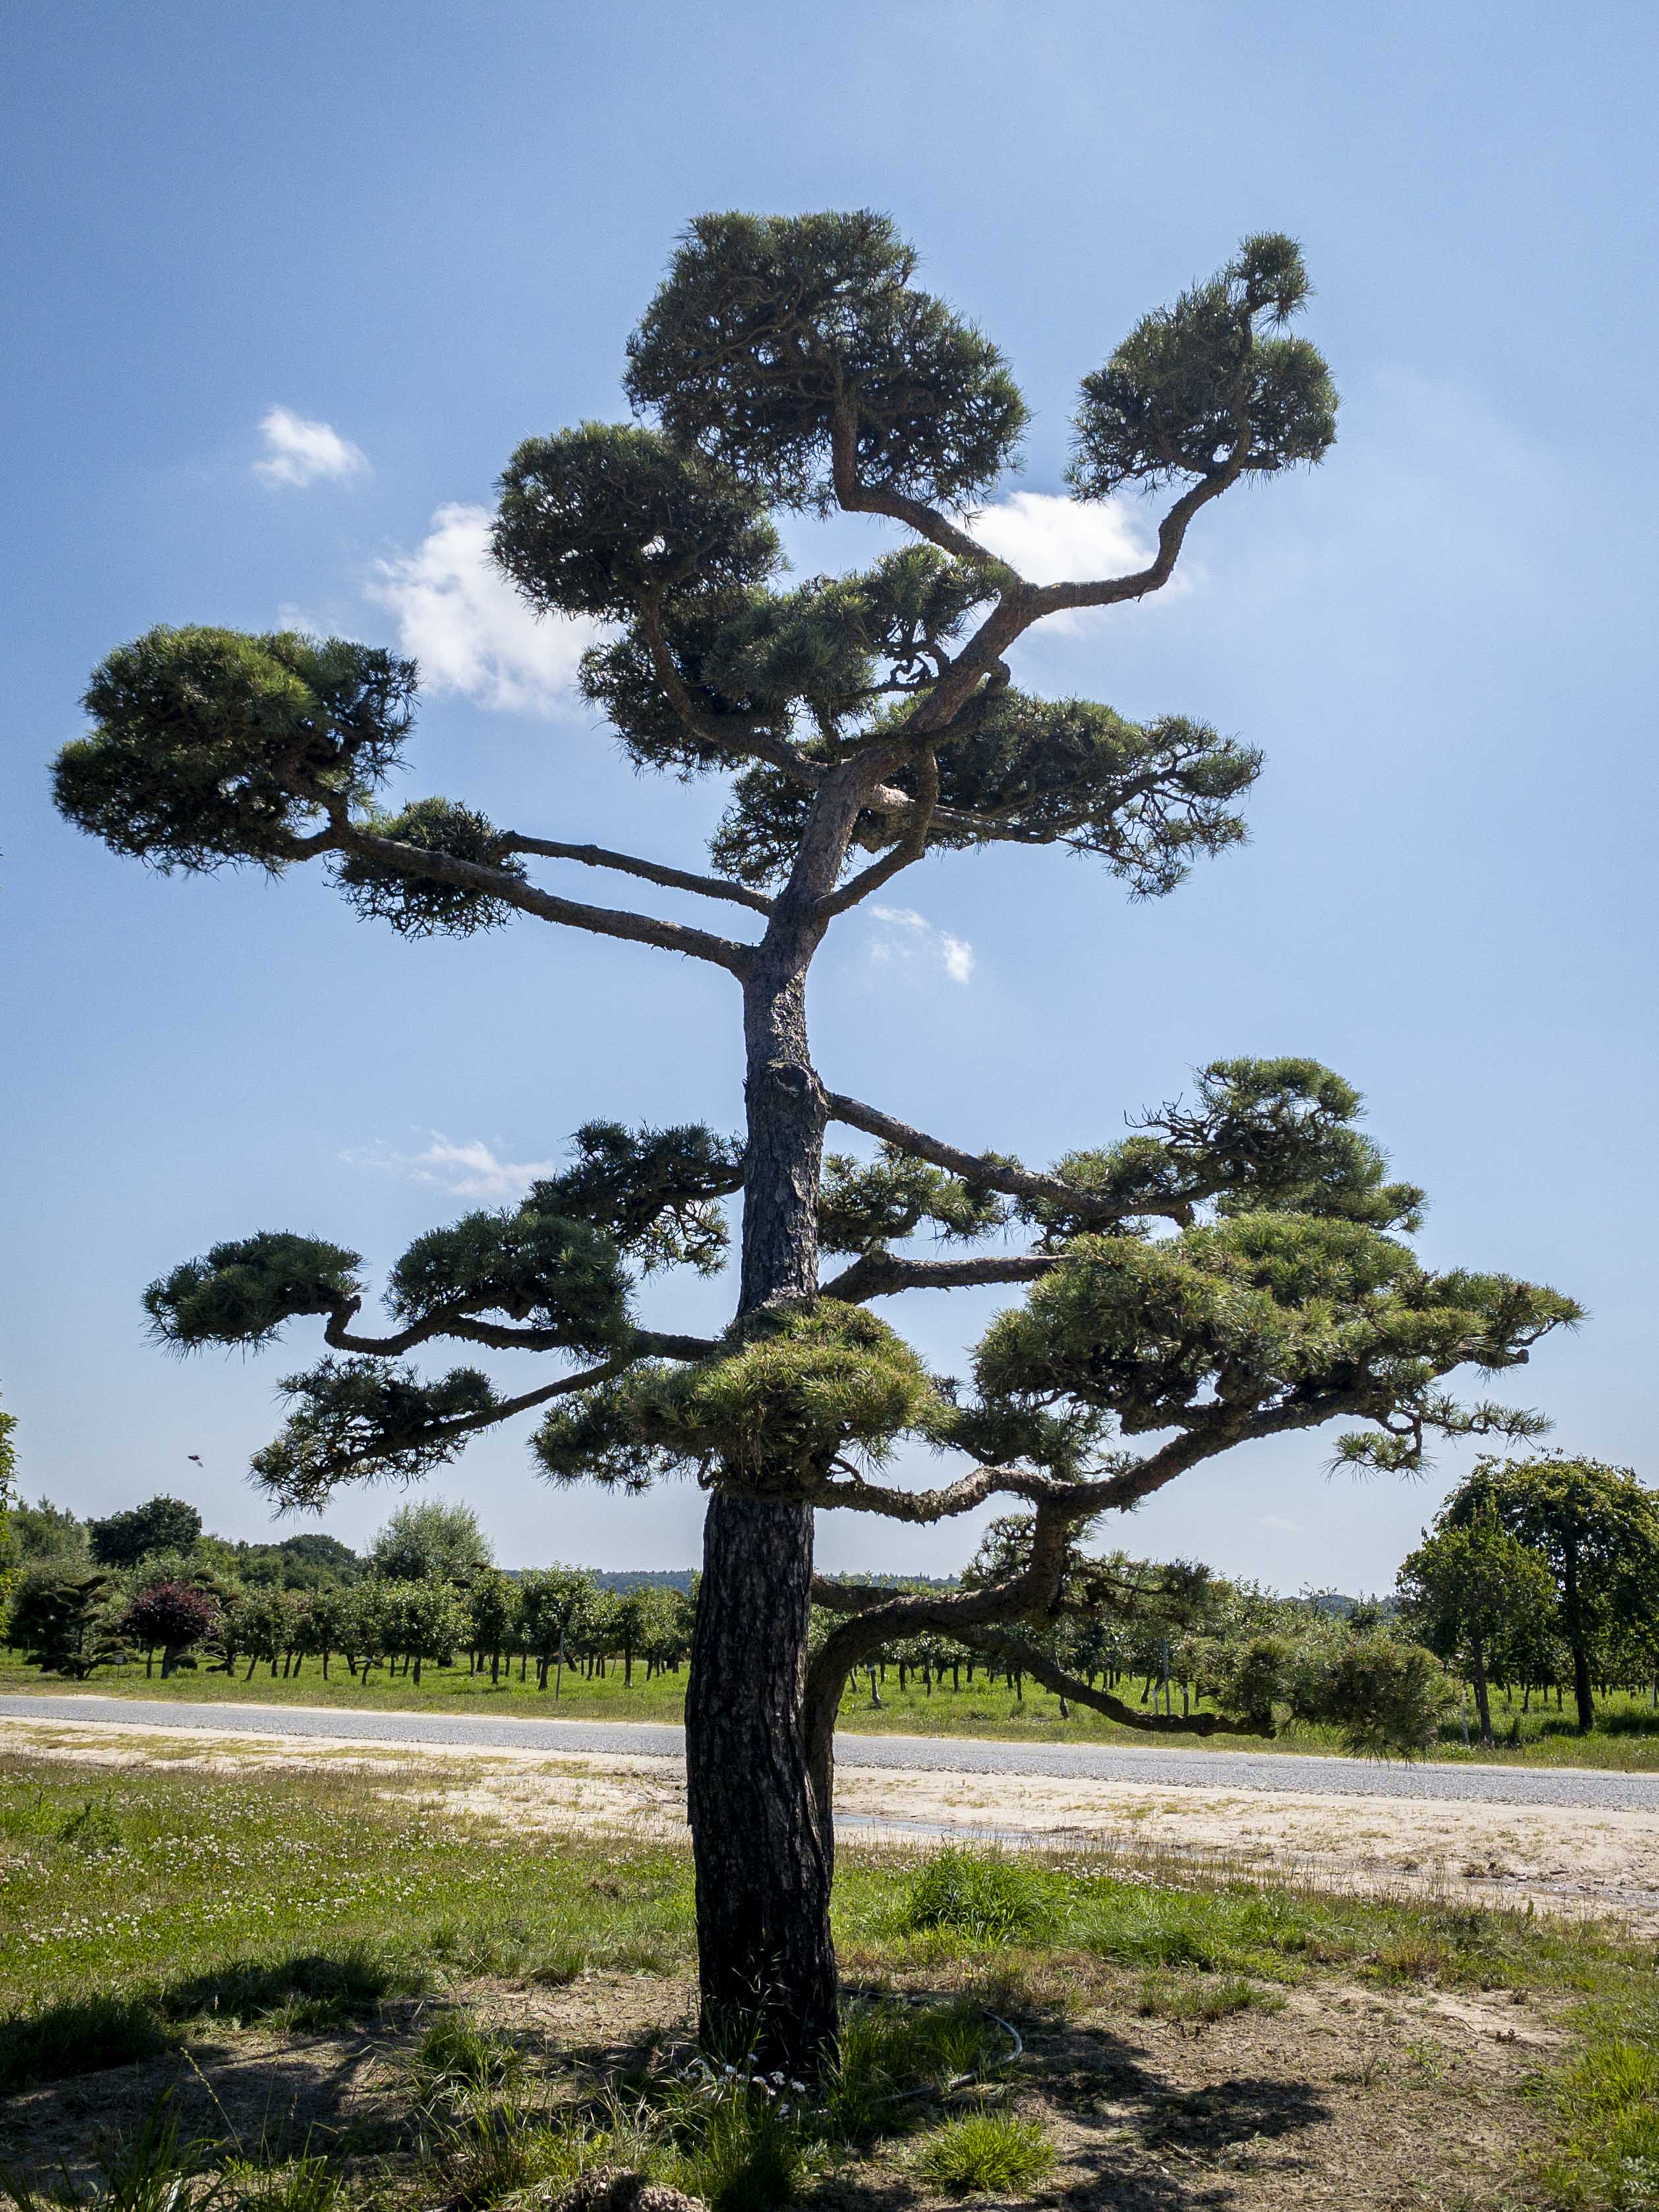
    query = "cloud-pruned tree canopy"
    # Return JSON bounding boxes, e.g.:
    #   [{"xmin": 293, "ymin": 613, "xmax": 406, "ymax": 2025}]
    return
[{"xmin": 55, "ymin": 208, "xmax": 1575, "ymax": 2074}]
